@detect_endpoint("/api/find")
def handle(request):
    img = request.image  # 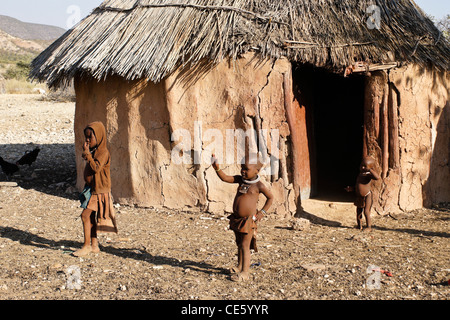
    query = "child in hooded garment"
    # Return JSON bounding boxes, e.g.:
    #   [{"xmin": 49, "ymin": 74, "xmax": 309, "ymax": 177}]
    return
[
  {"xmin": 73, "ymin": 121, "xmax": 118, "ymax": 257},
  {"xmin": 211, "ymin": 152, "xmax": 274, "ymax": 282}
]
